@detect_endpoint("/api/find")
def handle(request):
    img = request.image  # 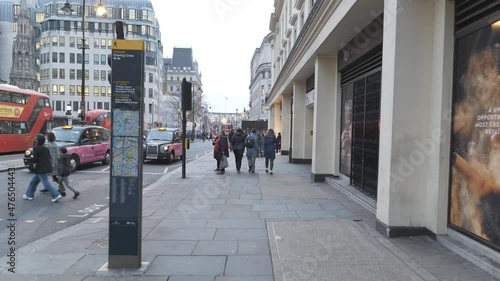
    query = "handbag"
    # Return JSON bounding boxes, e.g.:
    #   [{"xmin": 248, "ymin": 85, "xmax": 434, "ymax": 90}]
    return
[{"xmin": 220, "ymin": 155, "xmax": 229, "ymax": 169}]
